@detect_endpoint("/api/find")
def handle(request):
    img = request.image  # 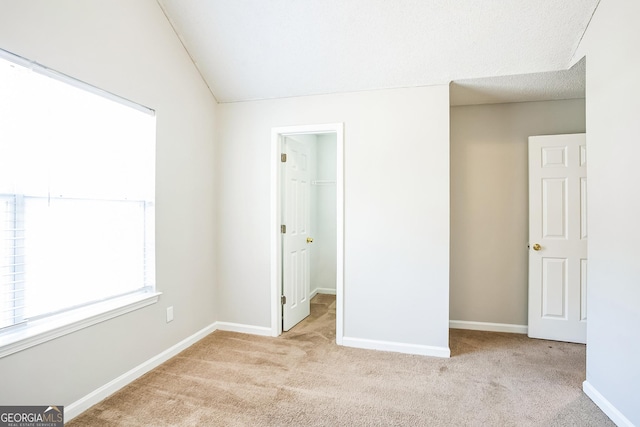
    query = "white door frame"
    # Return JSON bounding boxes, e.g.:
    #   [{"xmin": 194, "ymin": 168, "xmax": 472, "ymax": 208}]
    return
[{"xmin": 270, "ymin": 123, "xmax": 344, "ymax": 344}]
